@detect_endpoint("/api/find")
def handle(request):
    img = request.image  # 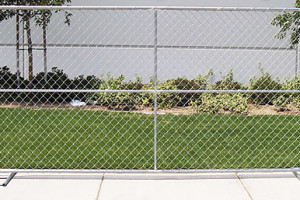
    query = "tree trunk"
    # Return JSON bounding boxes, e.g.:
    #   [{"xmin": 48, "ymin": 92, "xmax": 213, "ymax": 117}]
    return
[
  {"xmin": 43, "ymin": 14, "xmax": 47, "ymax": 80},
  {"xmin": 16, "ymin": 11, "xmax": 20, "ymax": 87},
  {"xmin": 24, "ymin": 11, "xmax": 33, "ymax": 81}
]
